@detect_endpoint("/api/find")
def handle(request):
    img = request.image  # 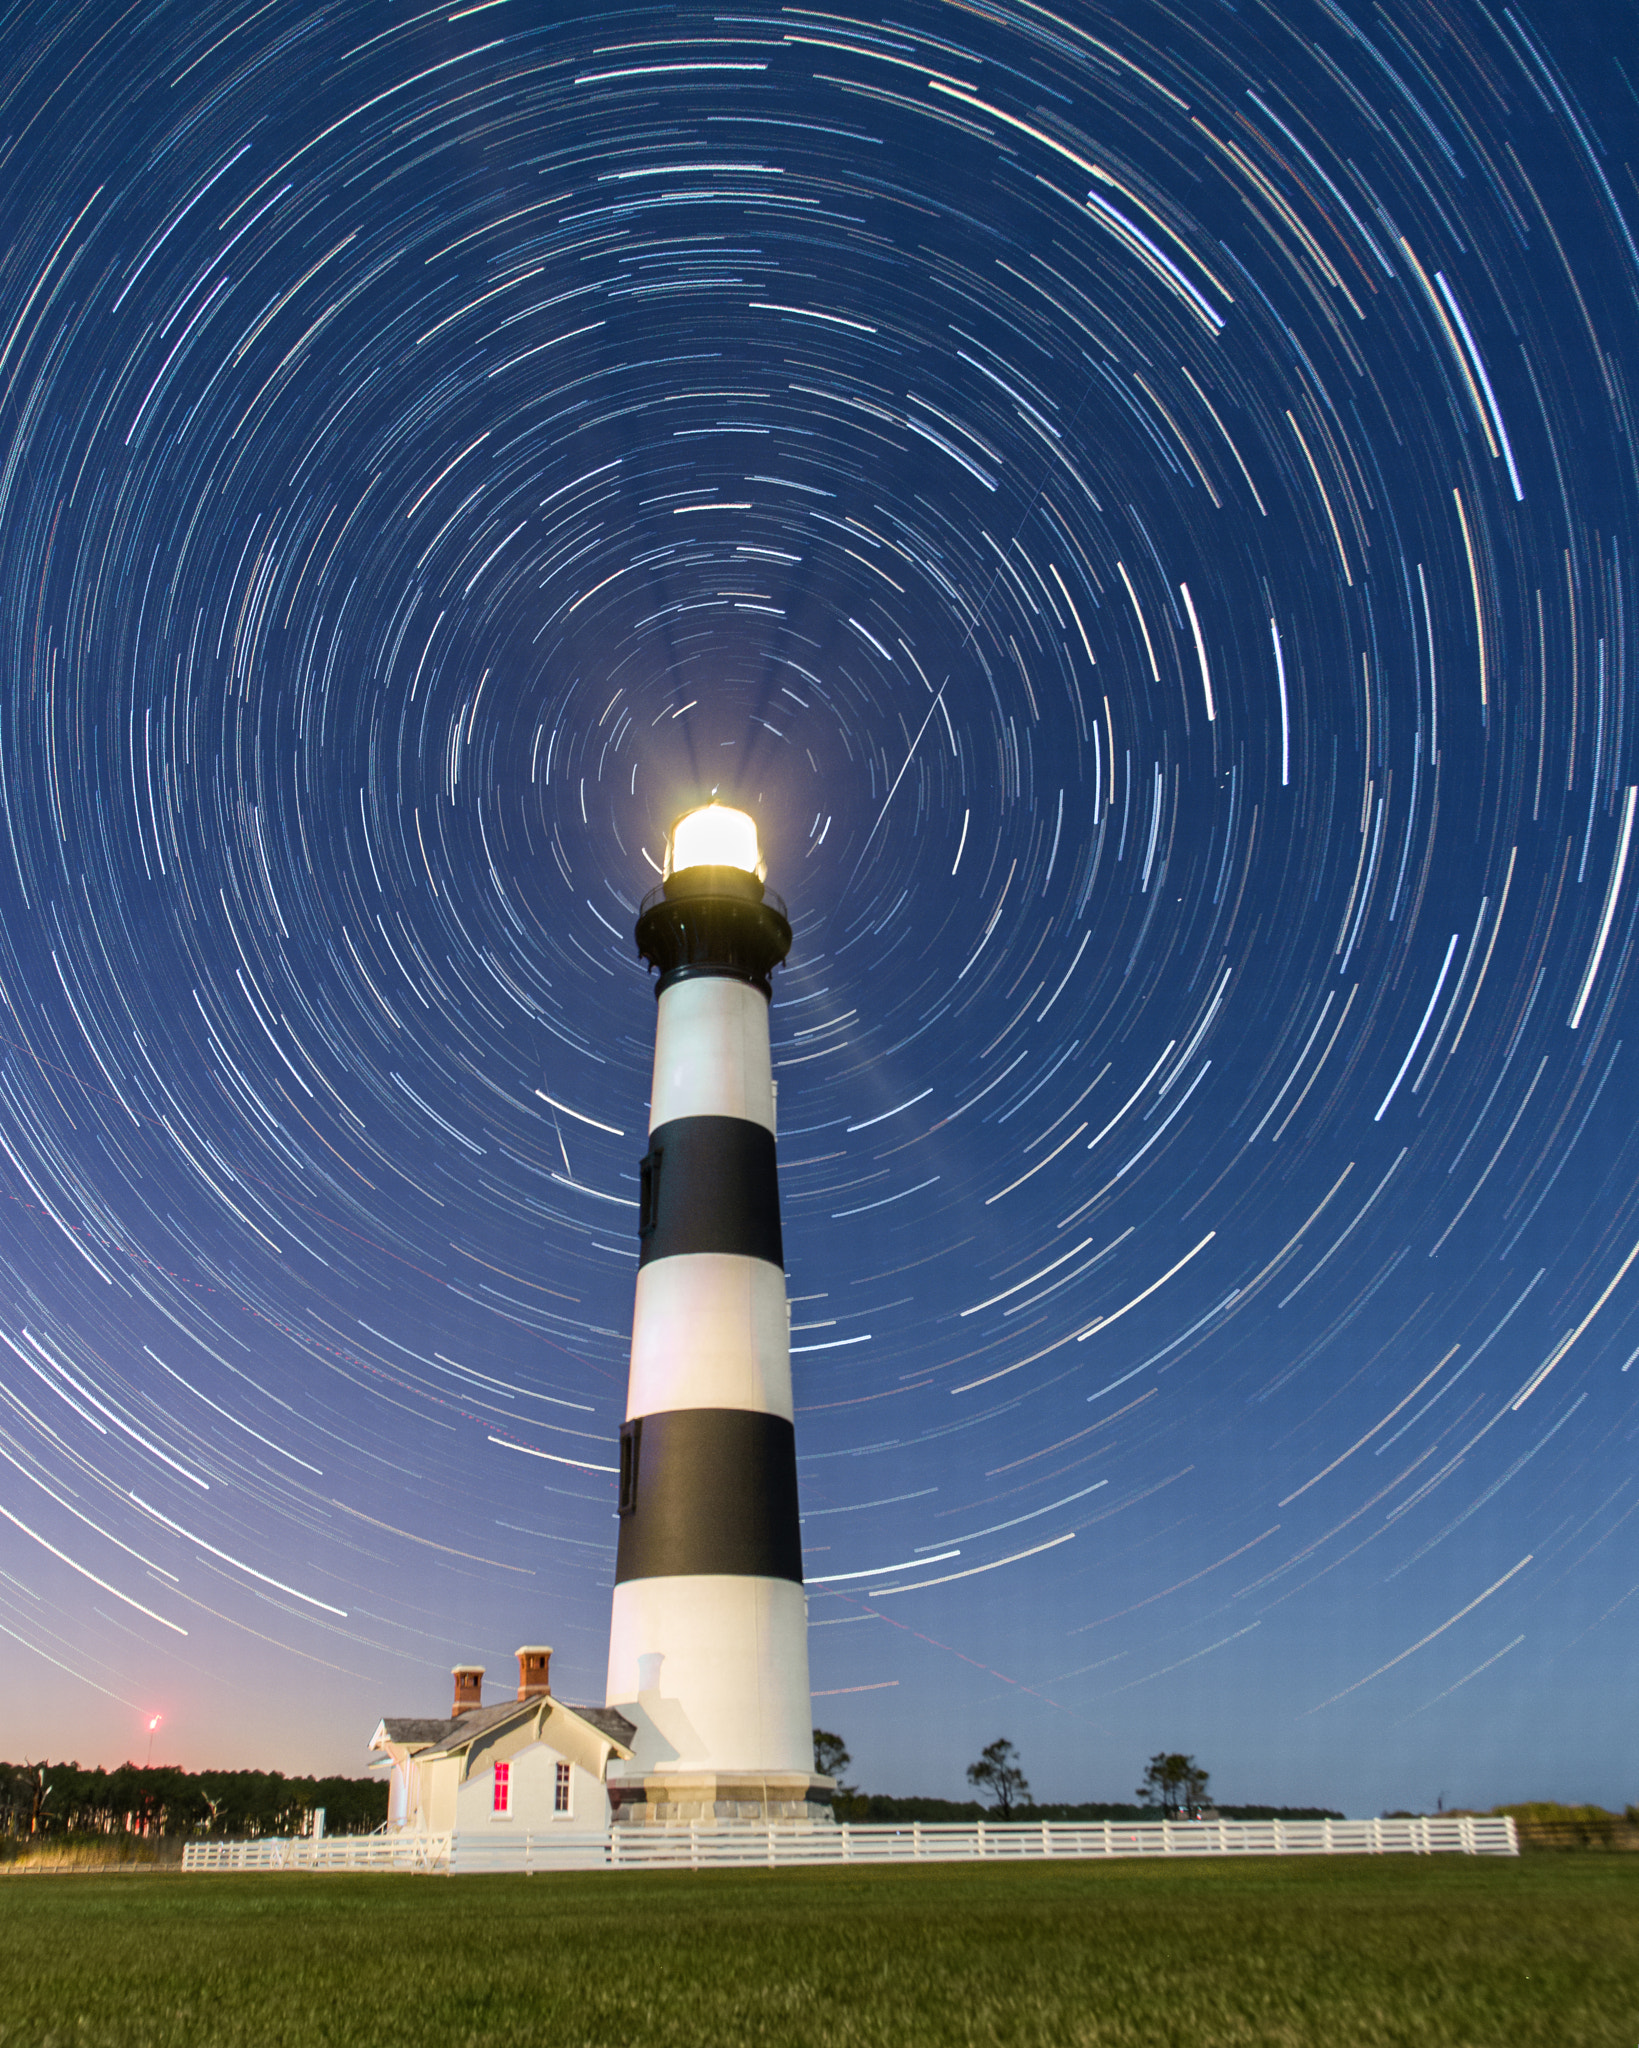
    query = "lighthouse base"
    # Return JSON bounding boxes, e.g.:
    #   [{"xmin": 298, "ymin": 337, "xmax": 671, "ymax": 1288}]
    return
[{"xmin": 607, "ymin": 1769, "xmax": 835, "ymax": 1827}]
